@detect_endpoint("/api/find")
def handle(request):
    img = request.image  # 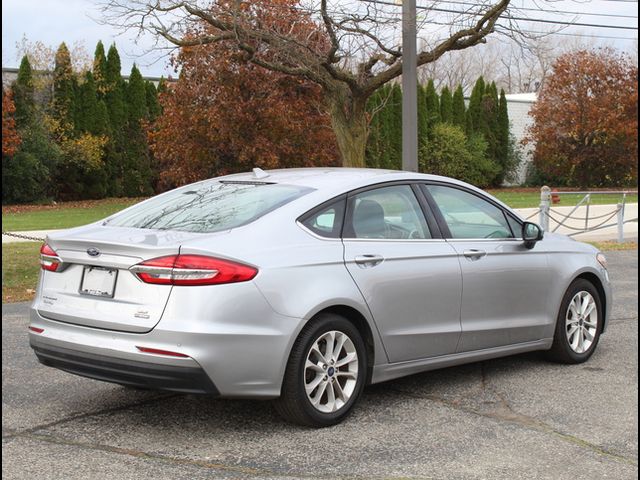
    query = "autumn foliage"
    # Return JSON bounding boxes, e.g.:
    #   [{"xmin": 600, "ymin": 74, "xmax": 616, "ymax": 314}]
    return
[
  {"xmin": 2, "ymin": 90, "xmax": 21, "ymax": 157},
  {"xmin": 527, "ymin": 49, "xmax": 638, "ymax": 187},
  {"xmin": 150, "ymin": 44, "xmax": 339, "ymax": 190}
]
